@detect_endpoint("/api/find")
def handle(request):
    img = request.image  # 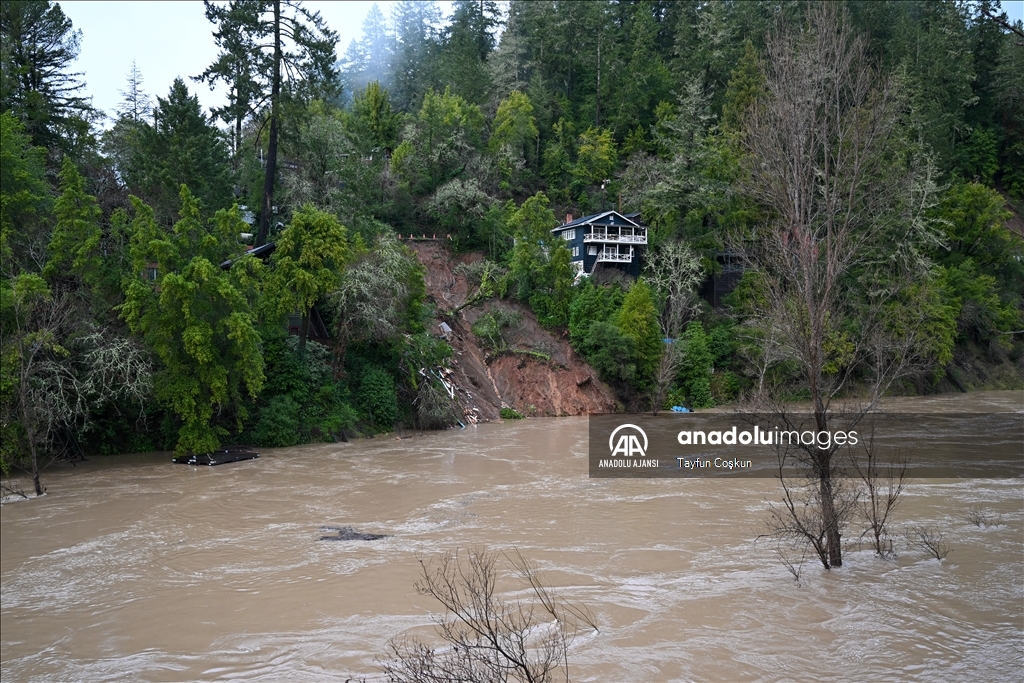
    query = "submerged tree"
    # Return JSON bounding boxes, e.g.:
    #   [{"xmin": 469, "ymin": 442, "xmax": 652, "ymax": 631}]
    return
[
  {"xmin": 737, "ymin": 4, "xmax": 943, "ymax": 570},
  {"xmin": 382, "ymin": 547, "xmax": 597, "ymax": 683}
]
